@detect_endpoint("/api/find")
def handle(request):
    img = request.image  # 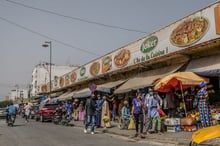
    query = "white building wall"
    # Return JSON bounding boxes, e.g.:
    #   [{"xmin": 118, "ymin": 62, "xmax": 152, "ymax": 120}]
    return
[
  {"xmin": 30, "ymin": 62, "xmax": 78, "ymax": 97},
  {"xmin": 10, "ymin": 89, "xmax": 28, "ymax": 101}
]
